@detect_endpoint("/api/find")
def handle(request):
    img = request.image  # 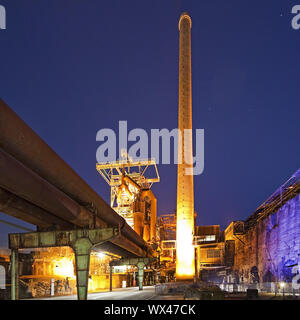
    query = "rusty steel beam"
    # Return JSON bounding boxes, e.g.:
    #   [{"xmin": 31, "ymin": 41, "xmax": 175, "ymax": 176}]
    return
[
  {"xmin": 97, "ymin": 242, "xmax": 138, "ymax": 258},
  {"xmin": 0, "ymin": 147, "xmax": 105, "ymax": 229},
  {"xmin": 0, "ymin": 99, "xmax": 148, "ymax": 250},
  {"xmin": 0, "ymin": 187, "xmax": 73, "ymax": 229},
  {"xmin": 9, "ymin": 227, "xmax": 119, "ymax": 250},
  {"xmin": 111, "ymin": 234, "xmax": 150, "ymax": 258},
  {"xmin": 109, "ymin": 257, "xmax": 156, "ymax": 266}
]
